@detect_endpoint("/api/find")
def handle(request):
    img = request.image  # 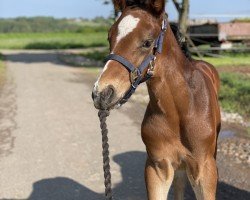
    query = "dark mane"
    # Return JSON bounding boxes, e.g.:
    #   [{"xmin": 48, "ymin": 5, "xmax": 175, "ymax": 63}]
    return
[{"xmin": 170, "ymin": 23, "xmax": 192, "ymax": 60}]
